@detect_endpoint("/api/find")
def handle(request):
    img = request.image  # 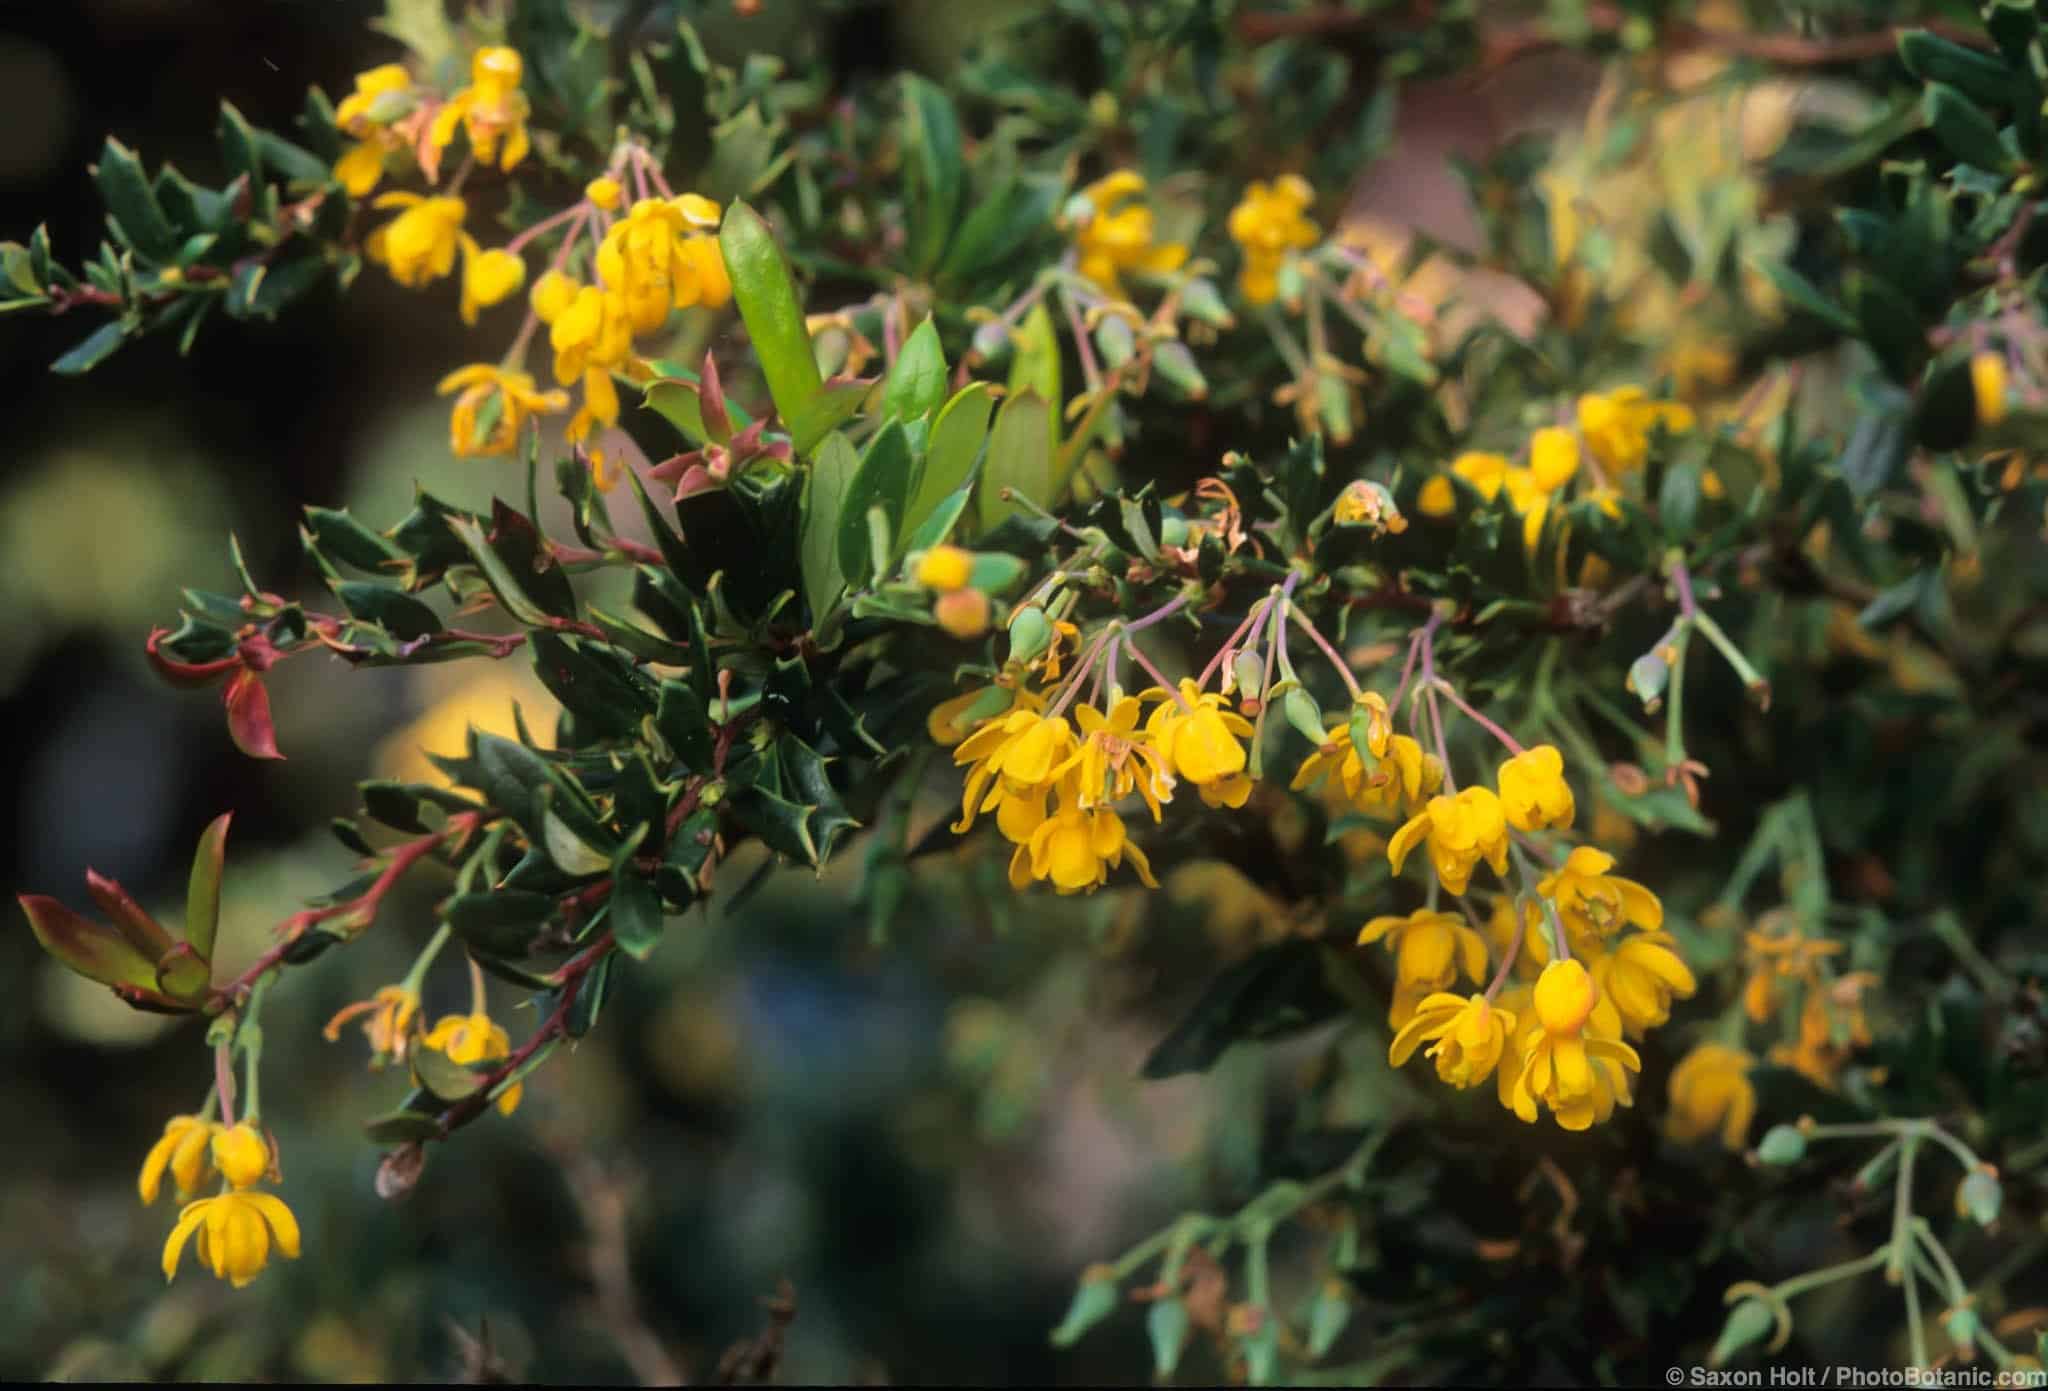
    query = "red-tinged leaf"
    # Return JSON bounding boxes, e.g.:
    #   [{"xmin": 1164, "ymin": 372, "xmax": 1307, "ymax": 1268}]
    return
[
  {"xmin": 223, "ymin": 668, "xmax": 284, "ymax": 759},
  {"xmin": 145, "ymin": 626, "xmax": 240, "ymax": 689},
  {"xmin": 112, "ymin": 983, "xmax": 194, "ymax": 1014},
  {"xmin": 700, "ymin": 349, "xmax": 732, "ymax": 441},
  {"xmin": 84, "ymin": 869, "xmax": 177, "ymax": 958},
  {"xmin": 186, "ymin": 811, "xmax": 231, "ymax": 963},
  {"xmin": 18, "ymin": 894, "xmax": 158, "ymax": 990},
  {"xmin": 154, "ymin": 941, "xmax": 212, "ymax": 1002}
]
